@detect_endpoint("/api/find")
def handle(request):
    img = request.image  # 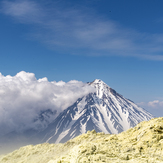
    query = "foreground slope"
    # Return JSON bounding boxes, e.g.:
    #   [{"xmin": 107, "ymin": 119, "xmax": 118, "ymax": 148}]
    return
[
  {"xmin": 1, "ymin": 117, "xmax": 163, "ymax": 163},
  {"xmin": 39, "ymin": 79, "xmax": 153, "ymax": 143}
]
